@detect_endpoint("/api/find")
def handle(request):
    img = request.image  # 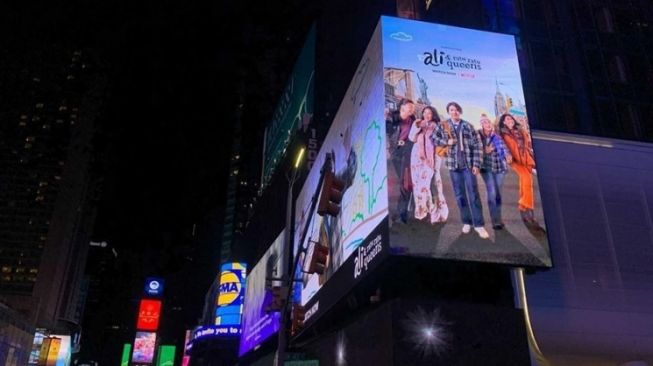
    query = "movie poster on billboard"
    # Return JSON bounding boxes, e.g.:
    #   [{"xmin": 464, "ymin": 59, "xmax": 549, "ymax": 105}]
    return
[
  {"xmin": 292, "ymin": 23, "xmax": 389, "ymax": 310},
  {"xmin": 381, "ymin": 16, "xmax": 551, "ymax": 267},
  {"xmin": 239, "ymin": 230, "xmax": 286, "ymax": 356}
]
